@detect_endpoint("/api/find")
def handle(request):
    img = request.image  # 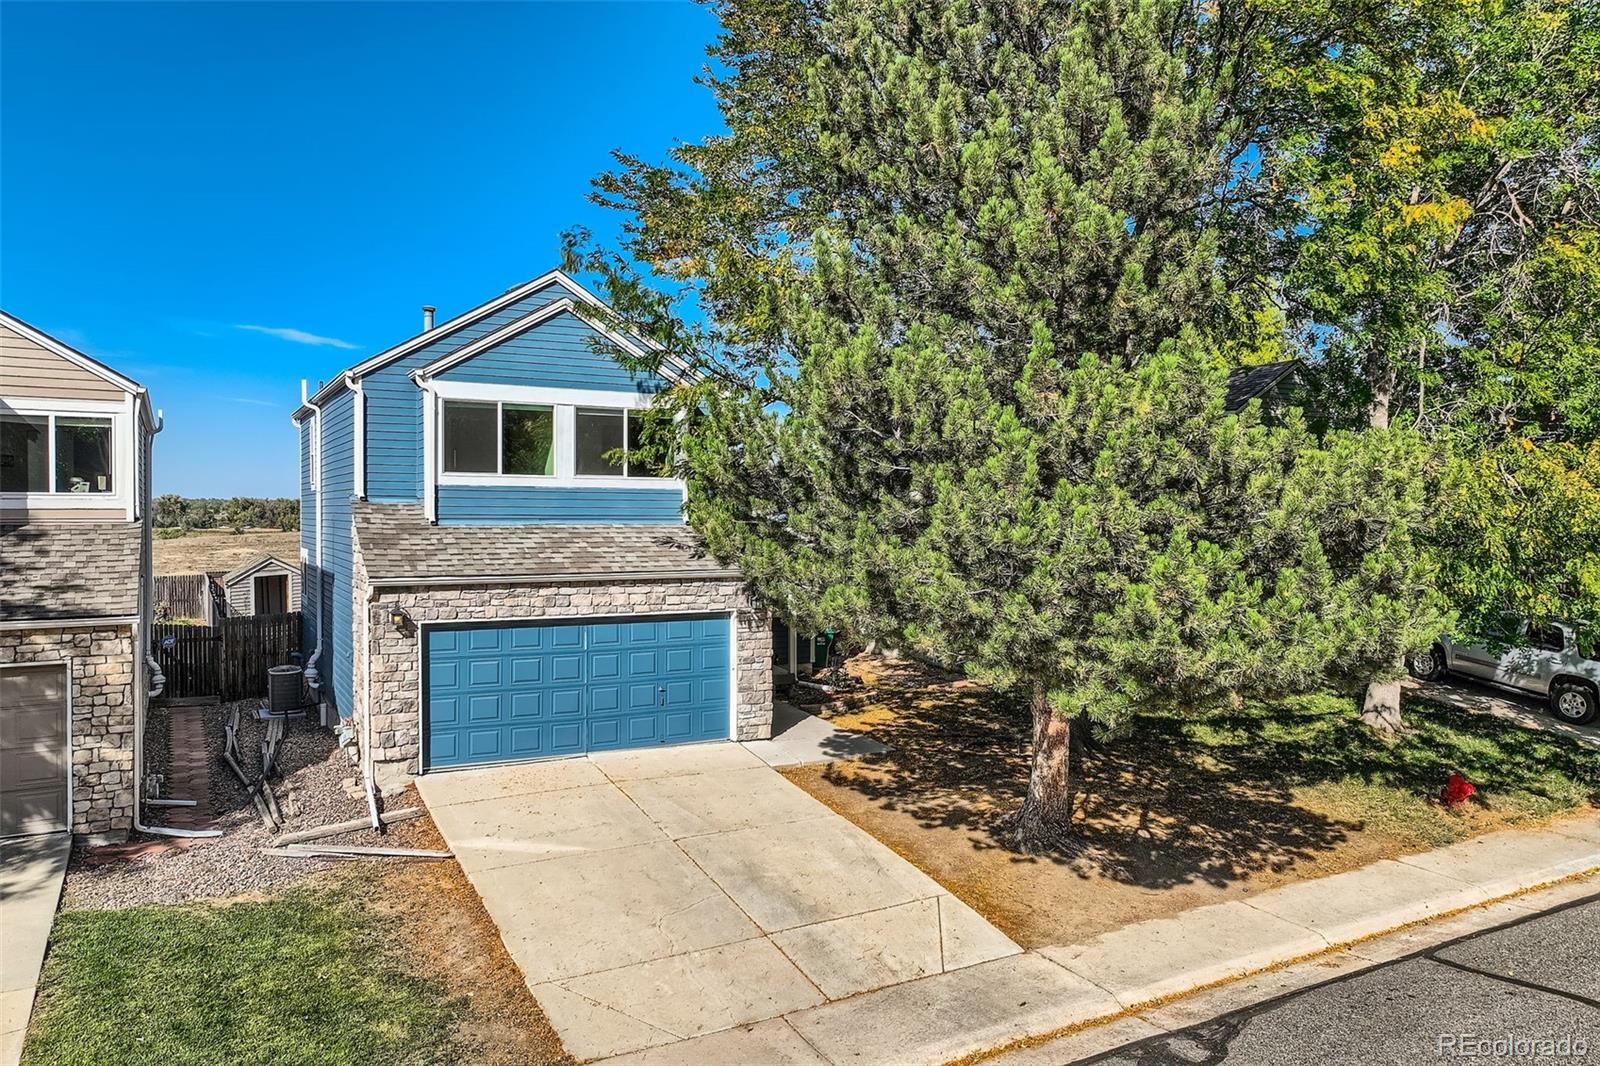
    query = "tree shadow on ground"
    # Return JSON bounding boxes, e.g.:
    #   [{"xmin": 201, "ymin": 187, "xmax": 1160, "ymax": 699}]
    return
[{"xmin": 816, "ymin": 657, "xmax": 1600, "ymax": 894}]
